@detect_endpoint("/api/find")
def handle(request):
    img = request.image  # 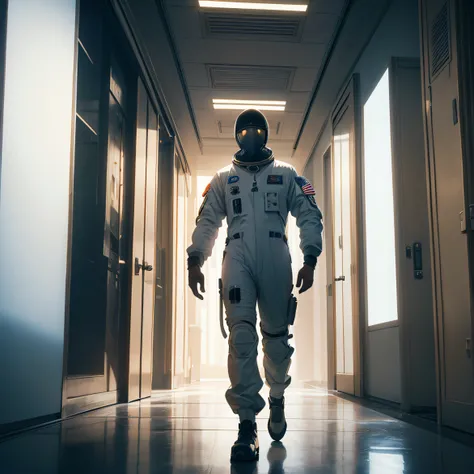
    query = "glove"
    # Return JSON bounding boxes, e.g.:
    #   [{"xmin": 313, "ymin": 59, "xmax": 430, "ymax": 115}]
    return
[
  {"xmin": 188, "ymin": 265, "xmax": 205, "ymax": 300},
  {"xmin": 296, "ymin": 264, "xmax": 315, "ymax": 294}
]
